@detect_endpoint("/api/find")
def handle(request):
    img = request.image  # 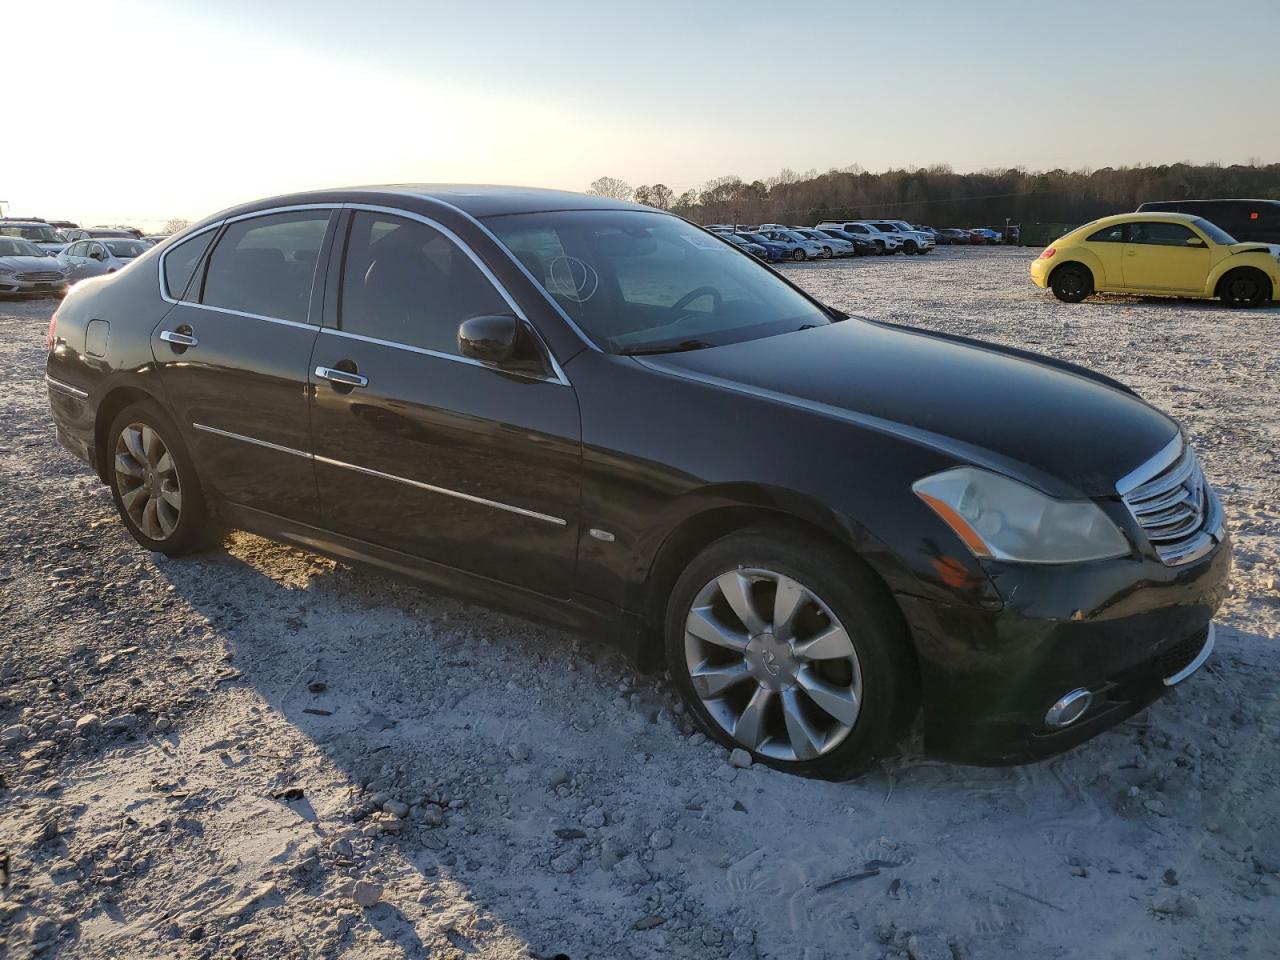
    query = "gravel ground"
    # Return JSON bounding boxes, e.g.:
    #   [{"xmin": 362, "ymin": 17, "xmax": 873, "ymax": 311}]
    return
[{"xmin": 2, "ymin": 246, "xmax": 1278, "ymax": 959}]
